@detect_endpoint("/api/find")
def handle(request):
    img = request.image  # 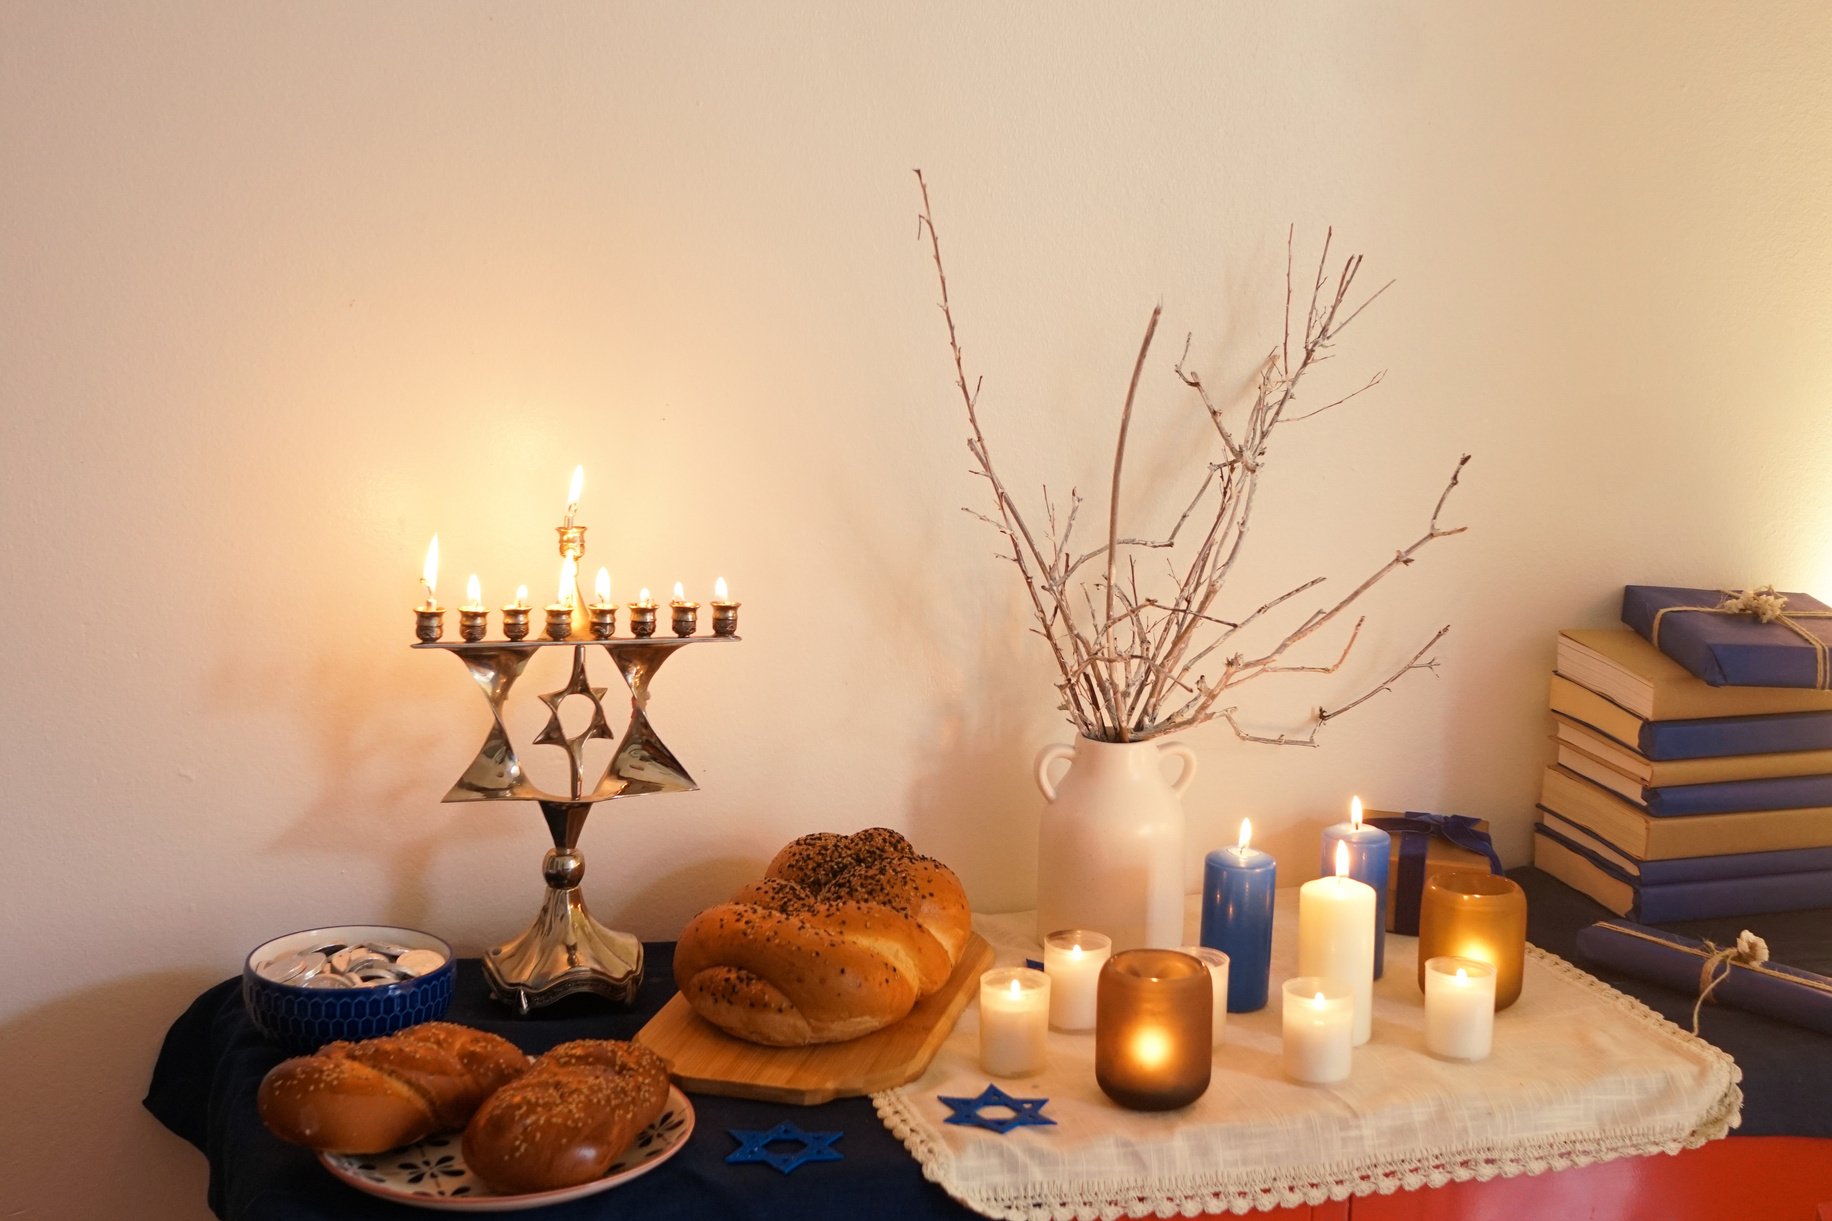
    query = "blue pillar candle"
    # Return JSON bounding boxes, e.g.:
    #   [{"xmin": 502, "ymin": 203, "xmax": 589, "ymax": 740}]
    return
[
  {"xmin": 1319, "ymin": 796, "xmax": 1391, "ymax": 979},
  {"xmin": 1199, "ymin": 819, "xmax": 1277, "ymax": 1013}
]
